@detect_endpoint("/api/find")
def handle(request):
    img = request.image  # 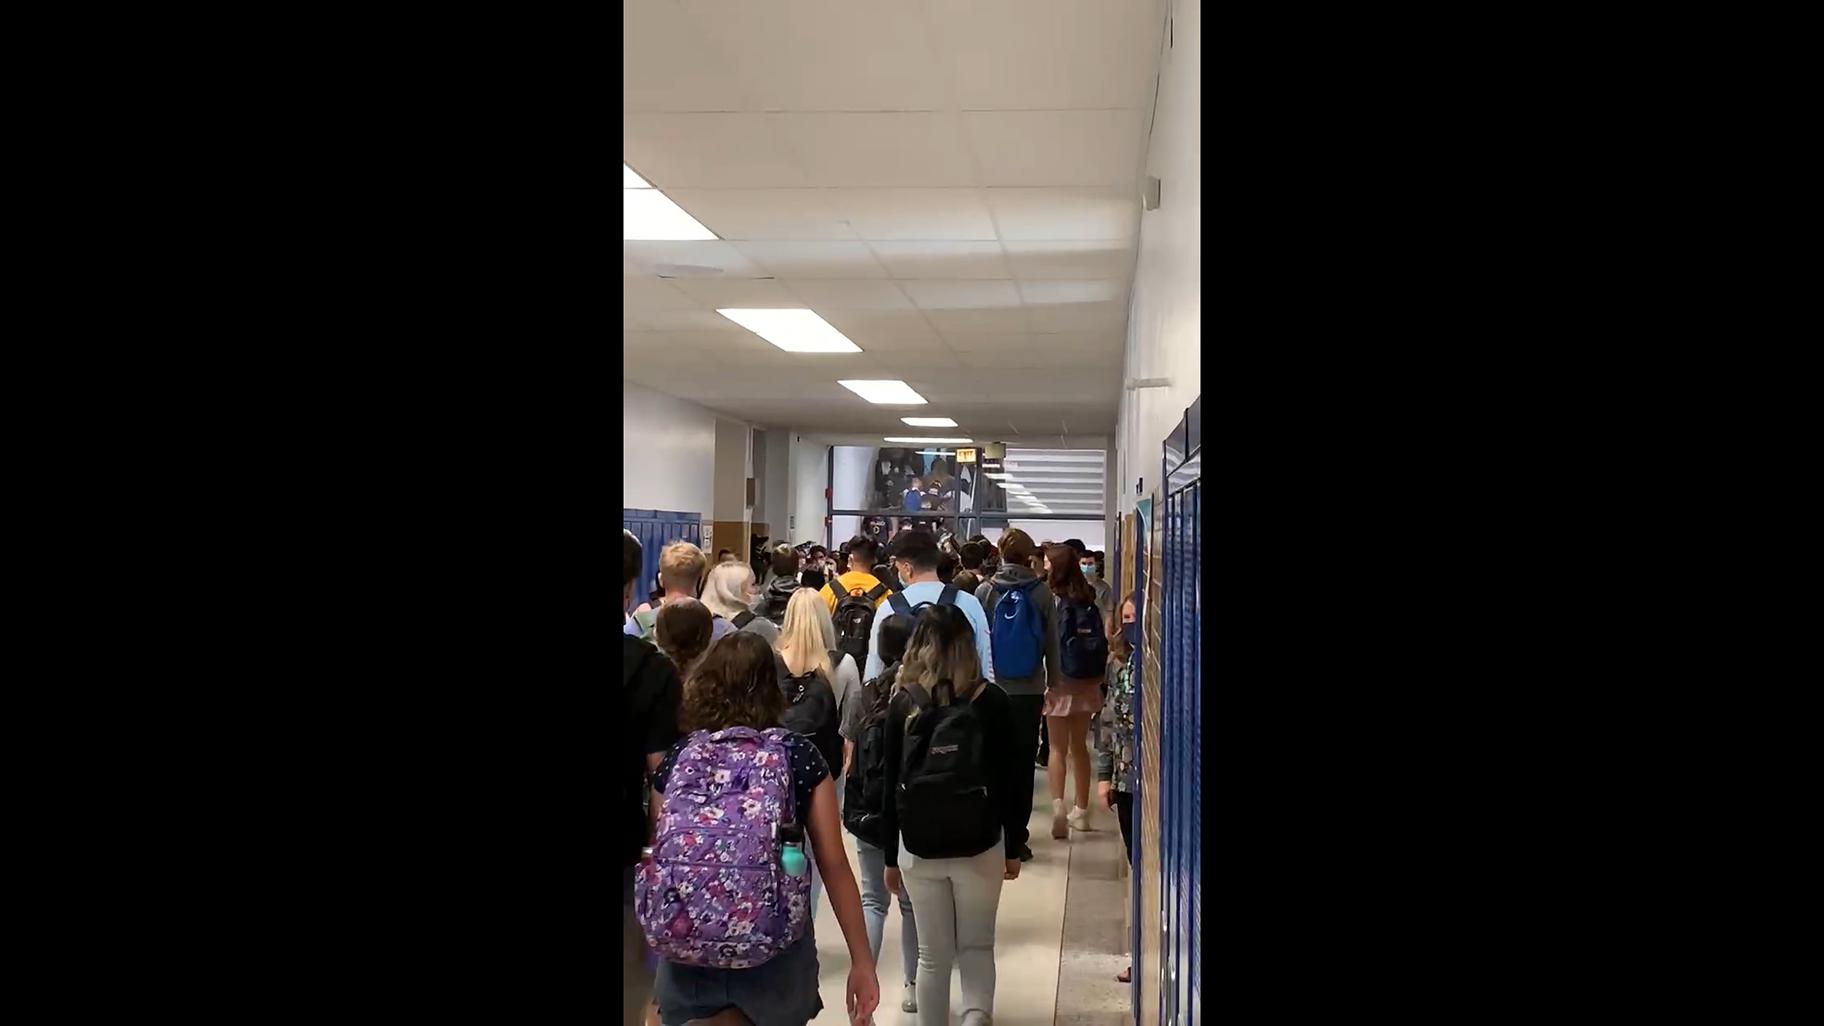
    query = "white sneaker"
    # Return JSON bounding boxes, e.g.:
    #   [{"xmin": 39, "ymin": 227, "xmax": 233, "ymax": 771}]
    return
[
  {"xmin": 902, "ymin": 982, "xmax": 918, "ymax": 1013},
  {"xmin": 1051, "ymin": 798, "xmax": 1069, "ymax": 839},
  {"xmin": 960, "ymin": 1011, "xmax": 992, "ymax": 1026},
  {"xmin": 1068, "ymin": 805, "xmax": 1091, "ymax": 830}
]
